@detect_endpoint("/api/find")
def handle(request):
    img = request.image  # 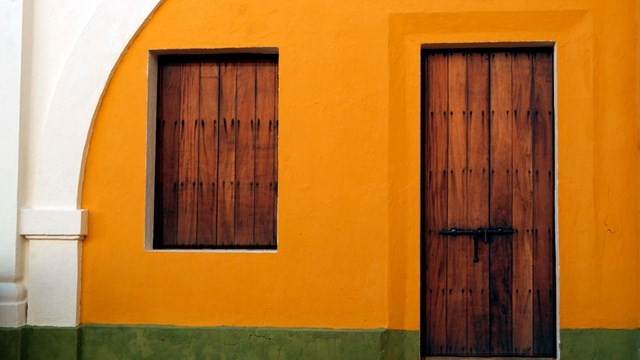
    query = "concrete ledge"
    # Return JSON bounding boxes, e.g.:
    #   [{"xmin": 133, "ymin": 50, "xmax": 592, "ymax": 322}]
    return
[{"xmin": 20, "ymin": 209, "xmax": 88, "ymax": 237}]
